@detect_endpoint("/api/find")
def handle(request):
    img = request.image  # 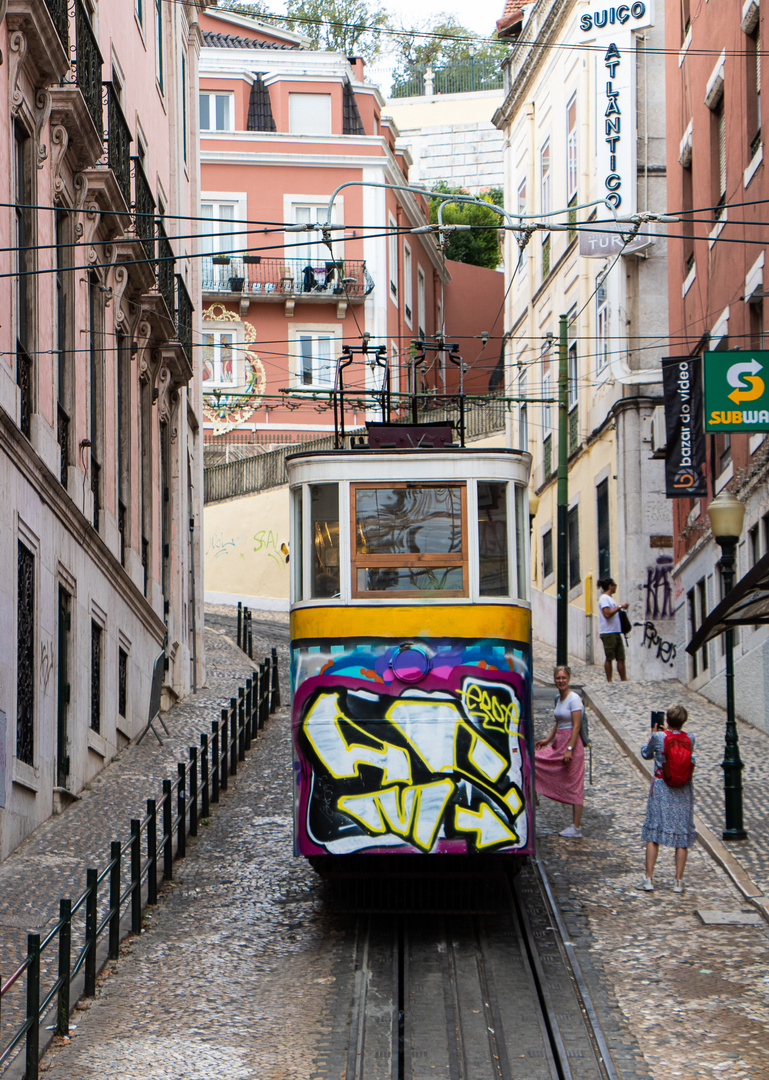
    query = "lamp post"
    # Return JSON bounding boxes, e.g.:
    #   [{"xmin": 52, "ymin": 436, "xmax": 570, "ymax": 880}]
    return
[{"xmin": 706, "ymin": 490, "xmax": 747, "ymax": 841}]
